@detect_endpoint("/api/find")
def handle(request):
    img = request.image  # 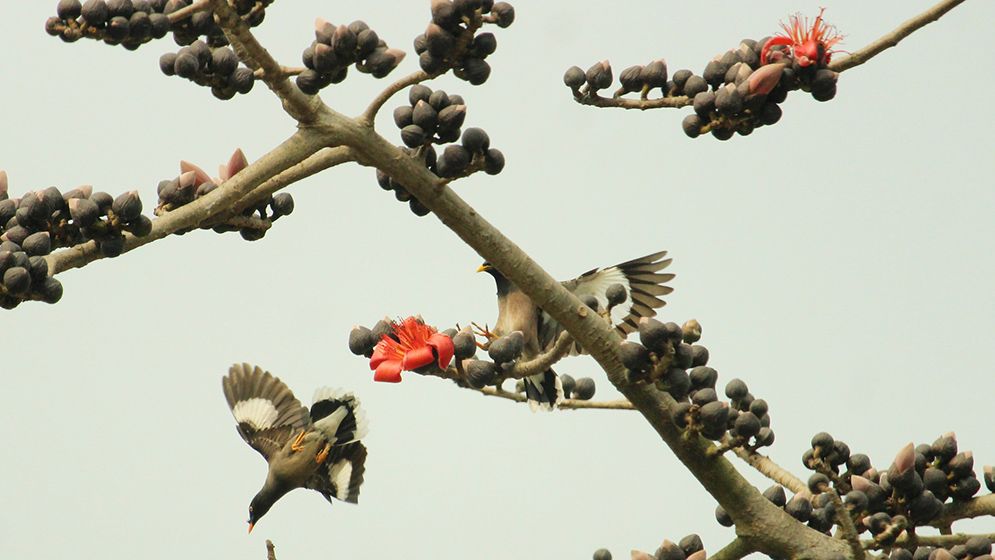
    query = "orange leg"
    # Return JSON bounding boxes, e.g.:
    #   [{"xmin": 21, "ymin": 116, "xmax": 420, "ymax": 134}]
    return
[
  {"xmin": 291, "ymin": 429, "xmax": 307, "ymax": 452},
  {"xmin": 471, "ymin": 322, "xmax": 496, "ymax": 349},
  {"xmin": 315, "ymin": 442, "xmax": 332, "ymax": 464}
]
